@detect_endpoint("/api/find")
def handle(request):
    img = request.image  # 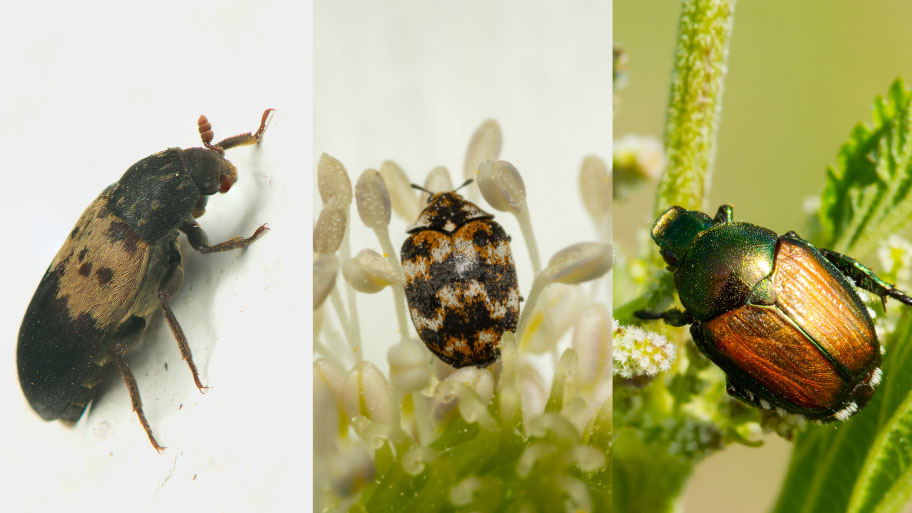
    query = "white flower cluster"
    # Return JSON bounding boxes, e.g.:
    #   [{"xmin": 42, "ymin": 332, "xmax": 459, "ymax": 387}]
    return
[{"xmin": 612, "ymin": 321, "xmax": 676, "ymax": 378}]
